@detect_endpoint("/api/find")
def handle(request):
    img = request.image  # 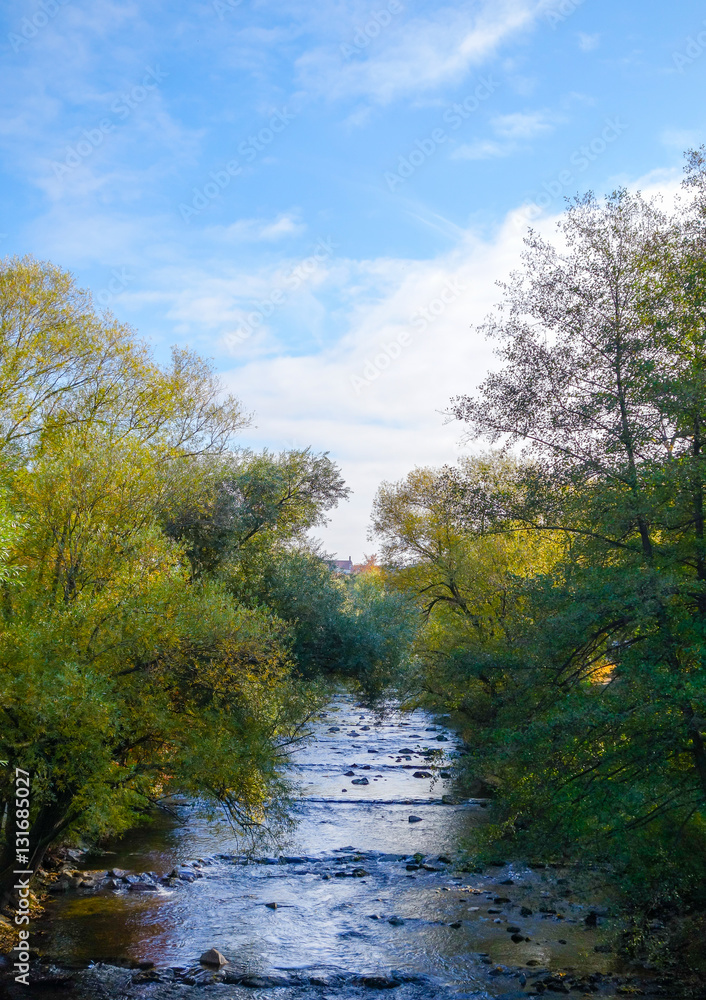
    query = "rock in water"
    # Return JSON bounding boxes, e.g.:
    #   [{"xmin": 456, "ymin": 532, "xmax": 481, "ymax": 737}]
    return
[
  {"xmin": 351, "ymin": 777, "xmax": 369, "ymax": 785},
  {"xmin": 412, "ymin": 771, "xmax": 431, "ymax": 778},
  {"xmin": 265, "ymin": 901, "xmax": 278, "ymax": 909},
  {"xmin": 408, "ymin": 815, "xmax": 423, "ymax": 823},
  {"xmin": 200, "ymin": 948, "xmax": 228, "ymax": 967}
]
